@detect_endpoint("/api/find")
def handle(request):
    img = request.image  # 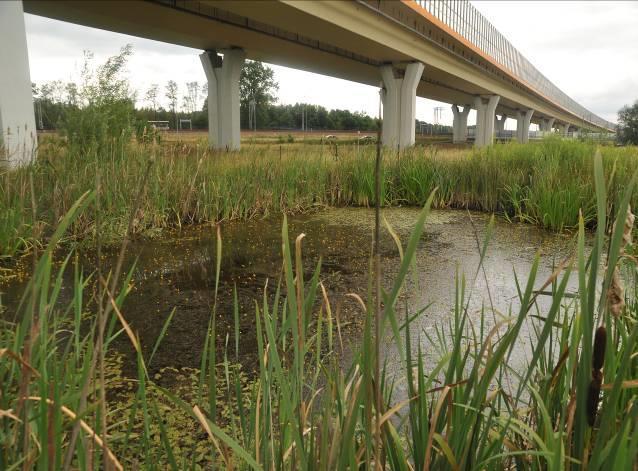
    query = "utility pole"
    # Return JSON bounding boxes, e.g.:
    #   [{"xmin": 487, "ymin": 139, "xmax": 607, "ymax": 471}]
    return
[
  {"xmin": 301, "ymin": 104, "xmax": 306, "ymax": 132},
  {"xmin": 248, "ymin": 99, "xmax": 256, "ymax": 131},
  {"xmin": 433, "ymin": 106, "xmax": 444, "ymax": 135}
]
